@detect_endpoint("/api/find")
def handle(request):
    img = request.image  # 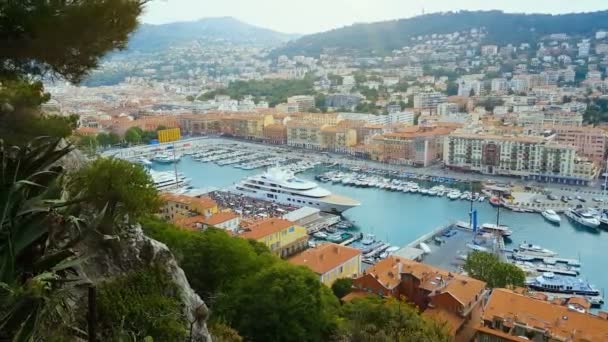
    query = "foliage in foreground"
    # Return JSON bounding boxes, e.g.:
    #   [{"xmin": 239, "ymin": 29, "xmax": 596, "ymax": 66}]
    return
[
  {"xmin": 143, "ymin": 217, "xmax": 452, "ymax": 342},
  {"xmin": 68, "ymin": 157, "xmax": 161, "ymax": 229},
  {"xmin": 0, "ymin": 138, "xmax": 95, "ymax": 341},
  {"xmin": 464, "ymin": 251, "xmax": 525, "ymax": 288},
  {"xmin": 339, "ymin": 296, "xmax": 452, "ymax": 342},
  {"xmin": 96, "ymin": 266, "xmax": 187, "ymax": 341}
]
